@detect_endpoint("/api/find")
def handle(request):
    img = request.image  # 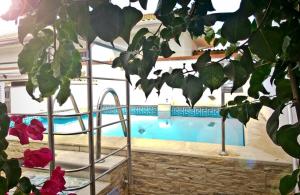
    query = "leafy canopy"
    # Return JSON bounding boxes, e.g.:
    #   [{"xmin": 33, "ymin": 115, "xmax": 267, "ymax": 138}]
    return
[{"xmin": 1, "ymin": 0, "xmax": 300, "ymax": 194}]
